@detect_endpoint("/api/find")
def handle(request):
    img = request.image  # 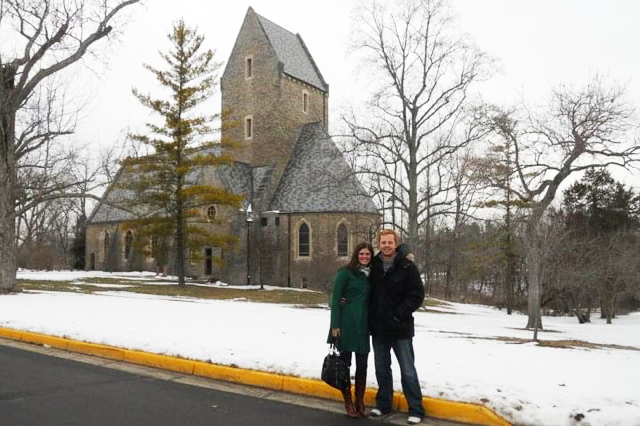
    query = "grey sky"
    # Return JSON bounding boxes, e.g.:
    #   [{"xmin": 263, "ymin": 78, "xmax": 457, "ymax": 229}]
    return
[{"xmin": 62, "ymin": 0, "xmax": 640, "ymax": 183}]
